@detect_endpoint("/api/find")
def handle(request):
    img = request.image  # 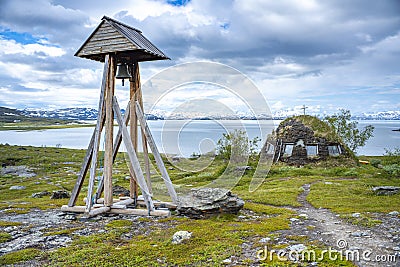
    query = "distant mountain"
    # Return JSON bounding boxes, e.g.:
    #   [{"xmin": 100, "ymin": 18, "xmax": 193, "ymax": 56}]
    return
[
  {"xmin": 0, "ymin": 107, "xmax": 24, "ymax": 122},
  {"xmin": 21, "ymin": 107, "xmax": 98, "ymax": 121},
  {"xmin": 0, "ymin": 106, "xmax": 73, "ymax": 124},
  {"xmin": 1, "ymin": 106, "xmax": 399, "ymax": 122},
  {"xmin": 354, "ymin": 111, "xmax": 400, "ymax": 120},
  {"xmin": 19, "ymin": 107, "xmax": 163, "ymax": 121}
]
